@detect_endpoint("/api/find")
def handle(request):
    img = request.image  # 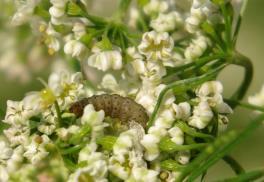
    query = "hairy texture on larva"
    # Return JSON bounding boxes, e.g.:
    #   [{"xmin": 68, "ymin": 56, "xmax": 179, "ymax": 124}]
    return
[{"xmin": 69, "ymin": 94, "xmax": 149, "ymax": 128}]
